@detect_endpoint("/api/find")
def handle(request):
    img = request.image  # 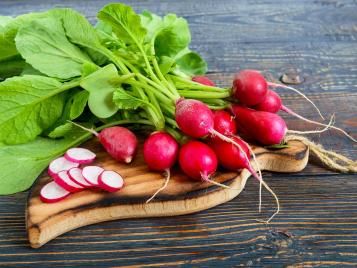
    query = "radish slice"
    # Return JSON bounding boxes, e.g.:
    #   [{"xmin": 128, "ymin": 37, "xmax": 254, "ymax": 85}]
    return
[
  {"xmin": 98, "ymin": 171, "xmax": 124, "ymax": 192},
  {"xmin": 54, "ymin": 170, "xmax": 84, "ymax": 192},
  {"xmin": 82, "ymin": 166, "xmax": 104, "ymax": 186},
  {"xmin": 68, "ymin": 167, "xmax": 92, "ymax": 188},
  {"xmin": 64, "ymin": 148, "xmax": 96, "ymax": 164},
  {"xmin": 40, "ymin": 181, "xmax": 70, "ymax": 203},
  {"xmin": 48, "ymin": 157, "xmax": 79, "ymax": 177}
]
